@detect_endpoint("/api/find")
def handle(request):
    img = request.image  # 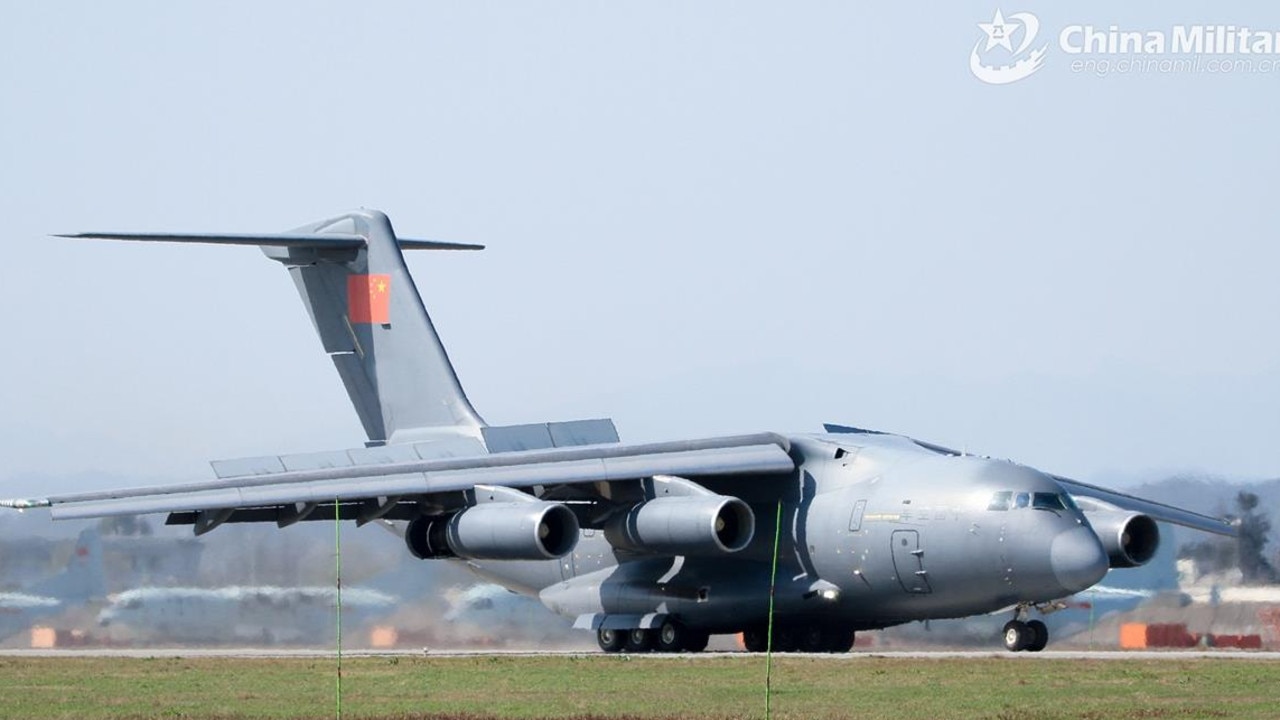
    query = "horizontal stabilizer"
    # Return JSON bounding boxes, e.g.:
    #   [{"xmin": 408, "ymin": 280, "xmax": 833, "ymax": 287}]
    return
[
  {"xmin": 398, "ymin": 239, "xmax": 486, "ymax": 251},
  {"xmin": 57, "ymin": 232, "xmax": 482, "ymax": 251}
]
